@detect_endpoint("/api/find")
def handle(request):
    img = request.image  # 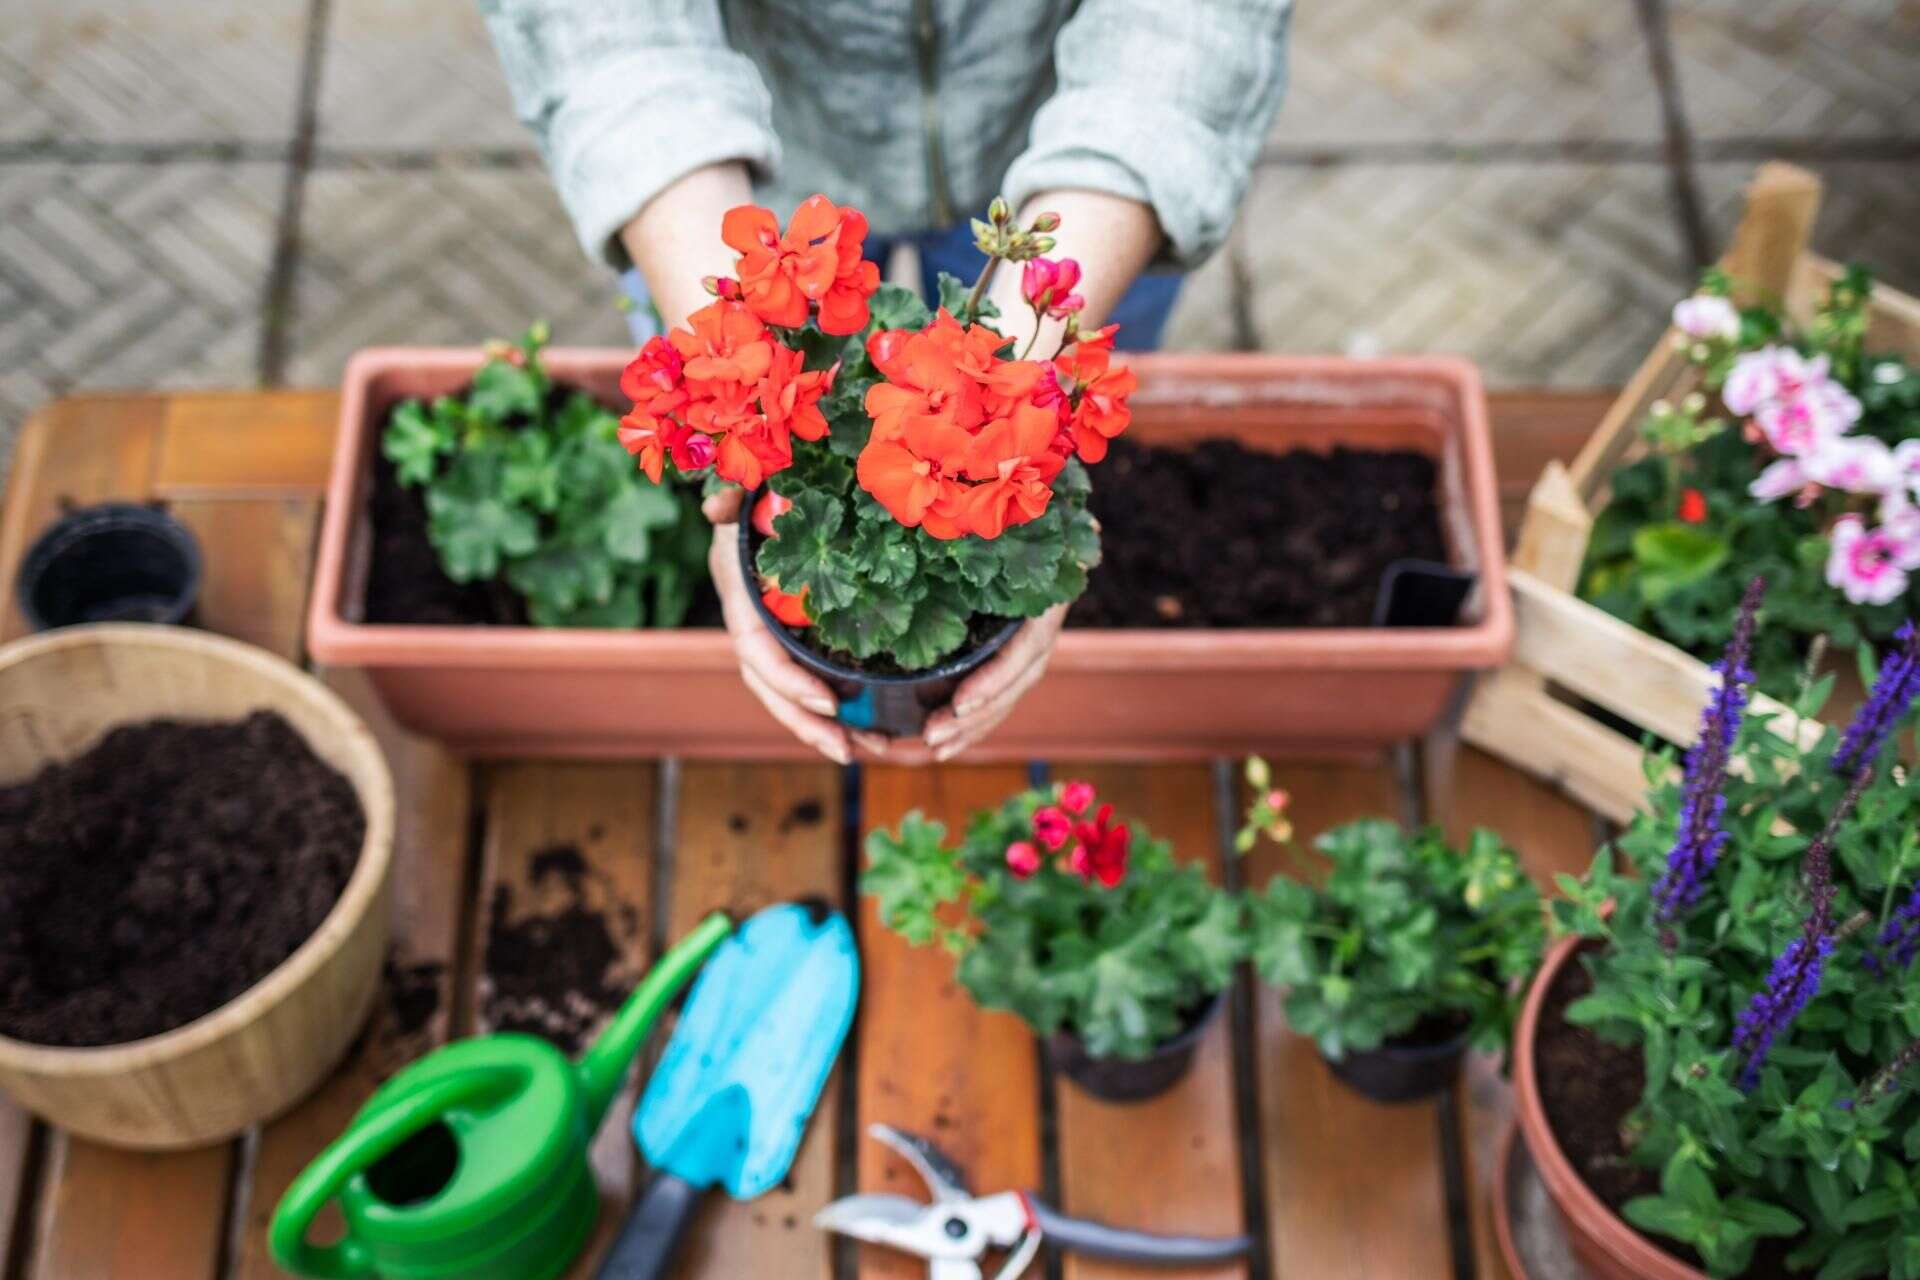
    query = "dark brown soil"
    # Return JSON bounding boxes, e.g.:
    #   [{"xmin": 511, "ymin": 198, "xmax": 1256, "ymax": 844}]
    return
[
  {"xmin": 1536, "ymin": 956, "xmax": 1823, "ymax": 1280},
  {"xmin": 362, "ymin": 387, "xmax": 722, "ymax": 628},
  {"xmin": 1070, "ymin": 438, "xmax": 1448, "ymax": 628},
  {"xmin": 0, "ymin": 712, "xmax": 365, "ymax": 1048},
  {"xmin": 480, "ymin": 844, "xmax": 639, "ymax": 1054}
]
